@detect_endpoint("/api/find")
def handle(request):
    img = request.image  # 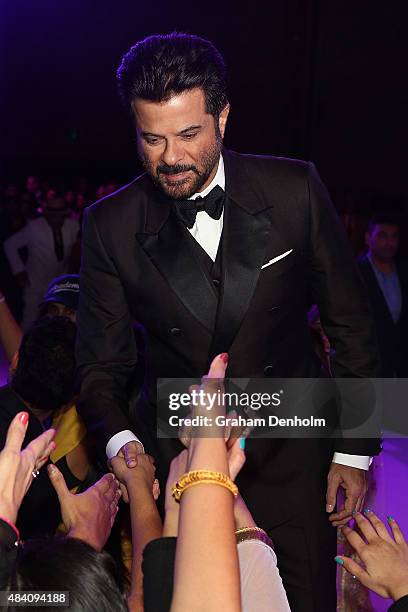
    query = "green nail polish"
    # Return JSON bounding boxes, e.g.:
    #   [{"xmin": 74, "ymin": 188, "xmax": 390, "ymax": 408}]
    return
[
  {"xmin": 363, "ymin": 508, "xmax": 371, "ymax": 515},
  {"xmin": 239, "ymin": 438, "xmax": 246, "ymax": 450},
  {"xmin": 387, "ymin": 515, "xmax": 394, "ymax": 522},
  {"xmin": 335, "ymin": 556, "xmax": 344, "ymax": 565}
]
